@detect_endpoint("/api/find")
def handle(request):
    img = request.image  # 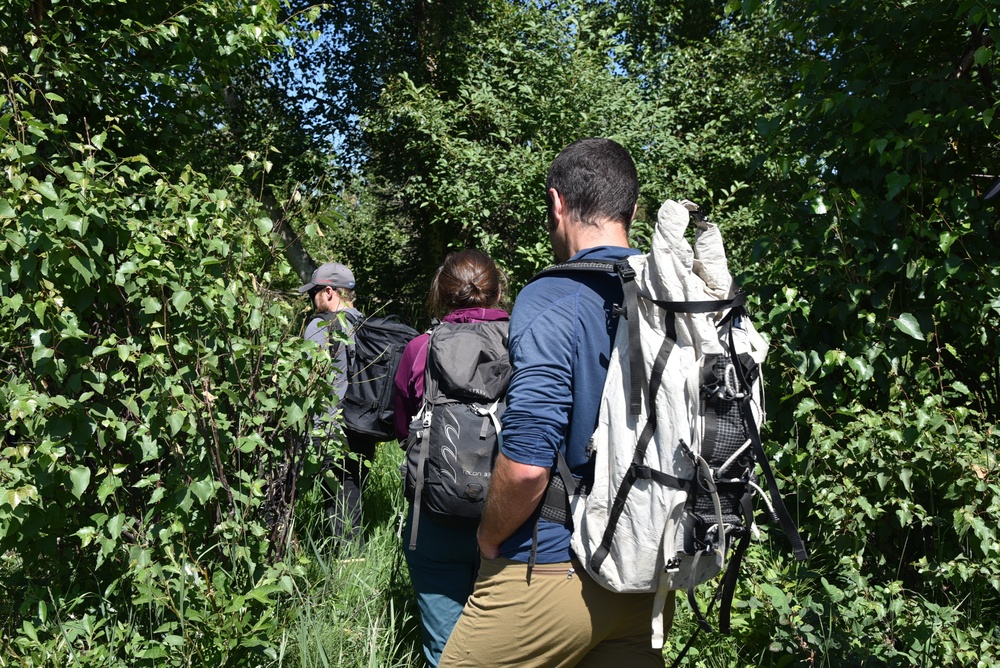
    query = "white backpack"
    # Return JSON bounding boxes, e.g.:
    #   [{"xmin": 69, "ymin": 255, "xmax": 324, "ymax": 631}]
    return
[{"xmin": 535, "ymin": 200, "xmax": 807, "ymax": 652}]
